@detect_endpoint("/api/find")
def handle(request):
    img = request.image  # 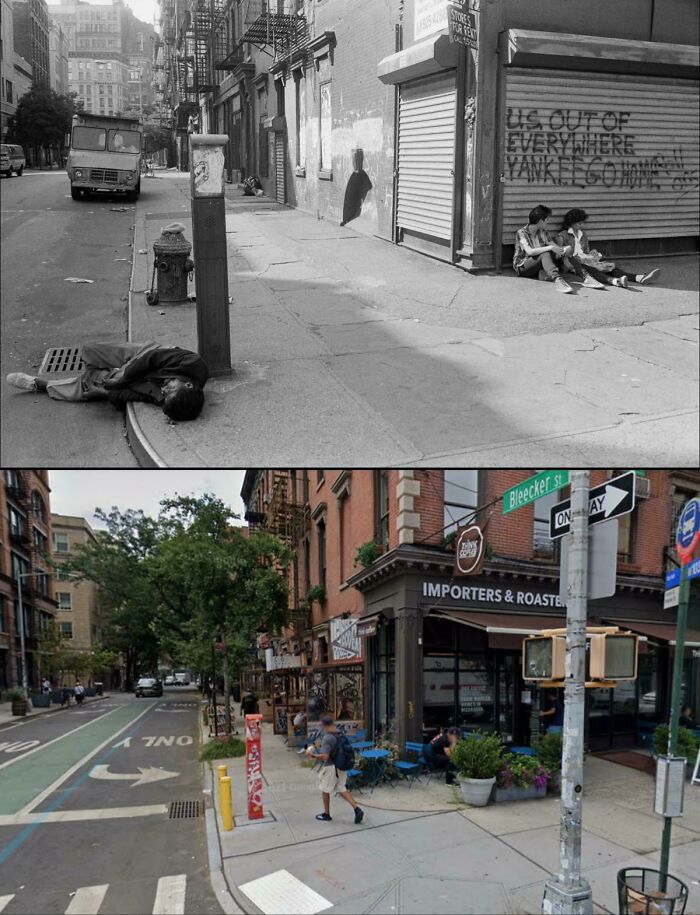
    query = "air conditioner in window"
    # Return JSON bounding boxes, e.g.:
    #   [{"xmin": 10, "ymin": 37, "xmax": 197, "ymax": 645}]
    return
[{"xmin": 636, "ymin": 477, "xmax": 650, "ymax": 499}]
